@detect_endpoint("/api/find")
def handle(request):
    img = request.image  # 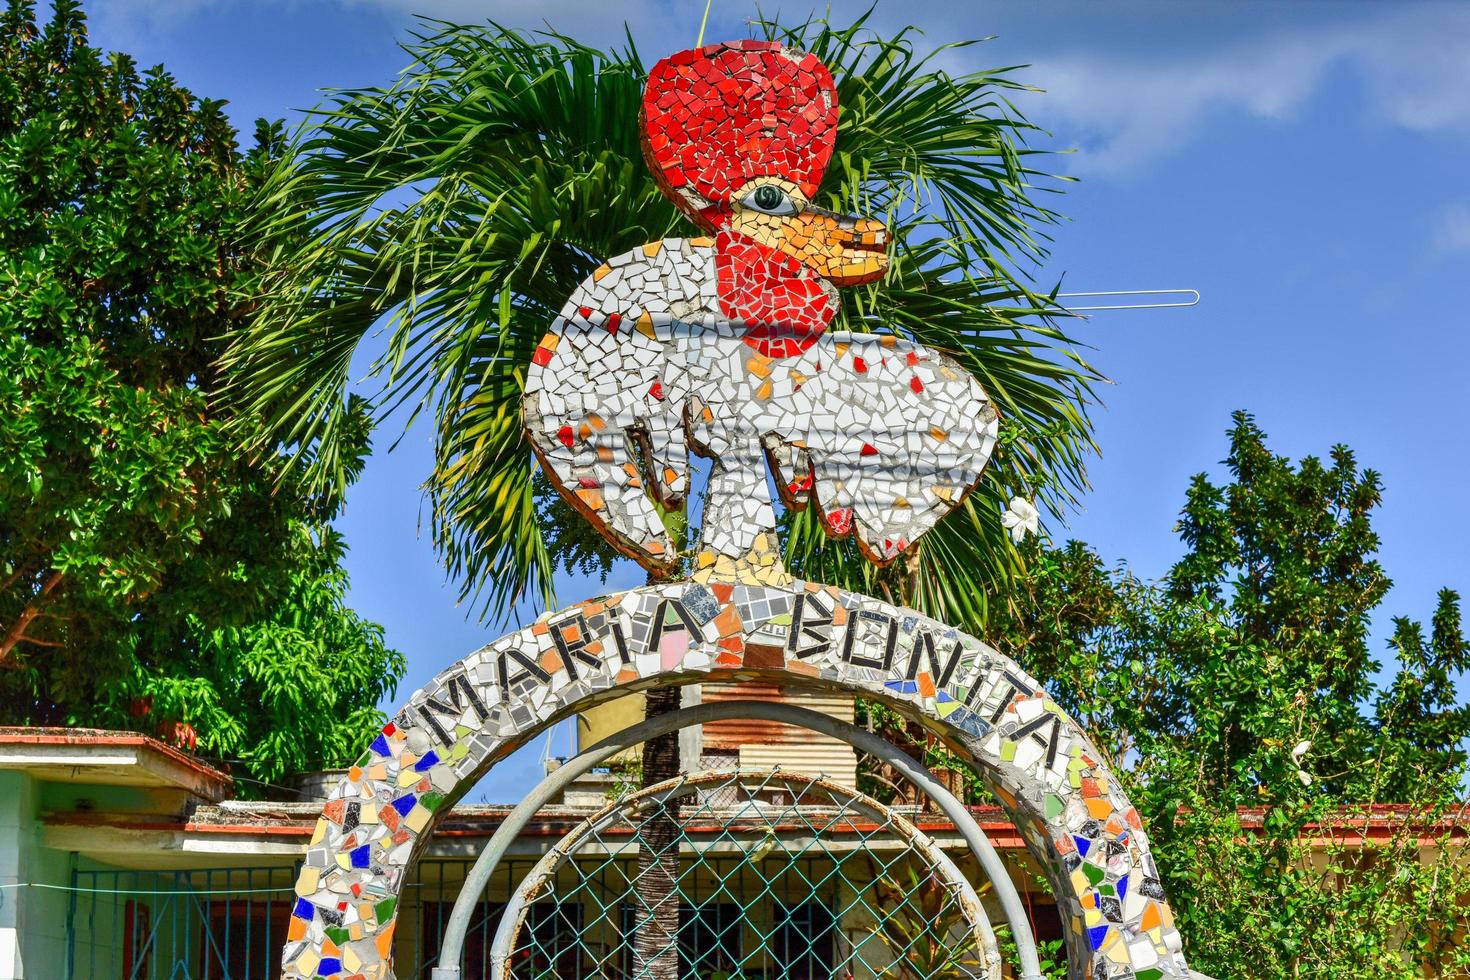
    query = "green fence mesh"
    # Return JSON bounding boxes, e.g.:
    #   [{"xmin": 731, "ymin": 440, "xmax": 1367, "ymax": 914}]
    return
[
  {"xmin": 64, "ymin": 772, "xmax": 999, "ymax": 979},
  {"xmin": 493, "ymin": 768, "xmax": 992, "ymax": 980}
]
